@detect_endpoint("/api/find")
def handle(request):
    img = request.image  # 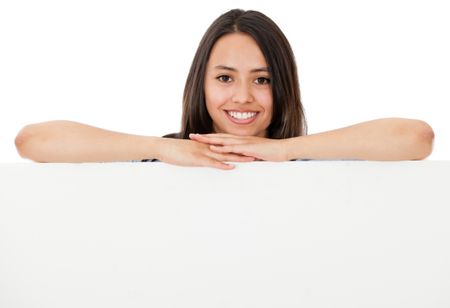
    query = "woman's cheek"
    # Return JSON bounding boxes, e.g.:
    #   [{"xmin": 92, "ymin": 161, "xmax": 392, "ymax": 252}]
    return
[
  {"xmin": 206, "ymin": 85, "xmax": 229, "ymax": 107},
  {"xmin": 255, "ymin": 89, "xmax": 273, "ymax": 111}
]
